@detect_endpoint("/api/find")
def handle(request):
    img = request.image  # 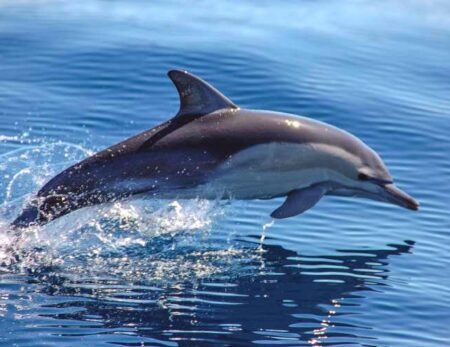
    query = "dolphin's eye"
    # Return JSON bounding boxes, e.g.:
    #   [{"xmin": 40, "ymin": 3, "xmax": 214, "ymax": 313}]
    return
[{"xmin": 358, "ymin": 173, "xmax": 369, "ymax": 181}]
